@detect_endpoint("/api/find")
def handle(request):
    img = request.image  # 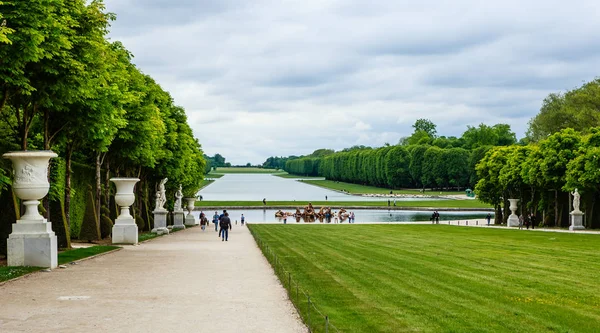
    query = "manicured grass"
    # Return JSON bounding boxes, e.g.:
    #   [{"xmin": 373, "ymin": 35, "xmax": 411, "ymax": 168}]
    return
[
  {"xmin": 205, "ymin": 173, "xmax": 224, "ymax": 178},
  {"xmin": 0, "ymin": 245, "xmax": 120, "ymax": 282},
  {"xmin": 58, "ymin": 245, "xmax": 120, "ymax": 265},
  {"xmin": 211, "ymin": 167, "xmax": 280, "ymax": 174},
  {"xmin": 273, "ymin": 173, "xmax": 324, "ymax": 179},
  {"xmin": 301, "ymin": 179, "xmax": 463, "ymax": 196},
  {"xmin": 0, "ymin": 266, "xmax": 42, "ymax": 283},
  {"xmin": 198, "ymin": 179, "xmax": 214, "ymax": 190},
  {"xmin": 196, "ymin": 200, "xmax": 492, "ymax": 209},
  {"xmin": 249, "ymin": 224, "xmax": 600, "ymax": 333},
  {"xmin": 139, "ymin": 232, "xmax": 159, "ymax": 242}
]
